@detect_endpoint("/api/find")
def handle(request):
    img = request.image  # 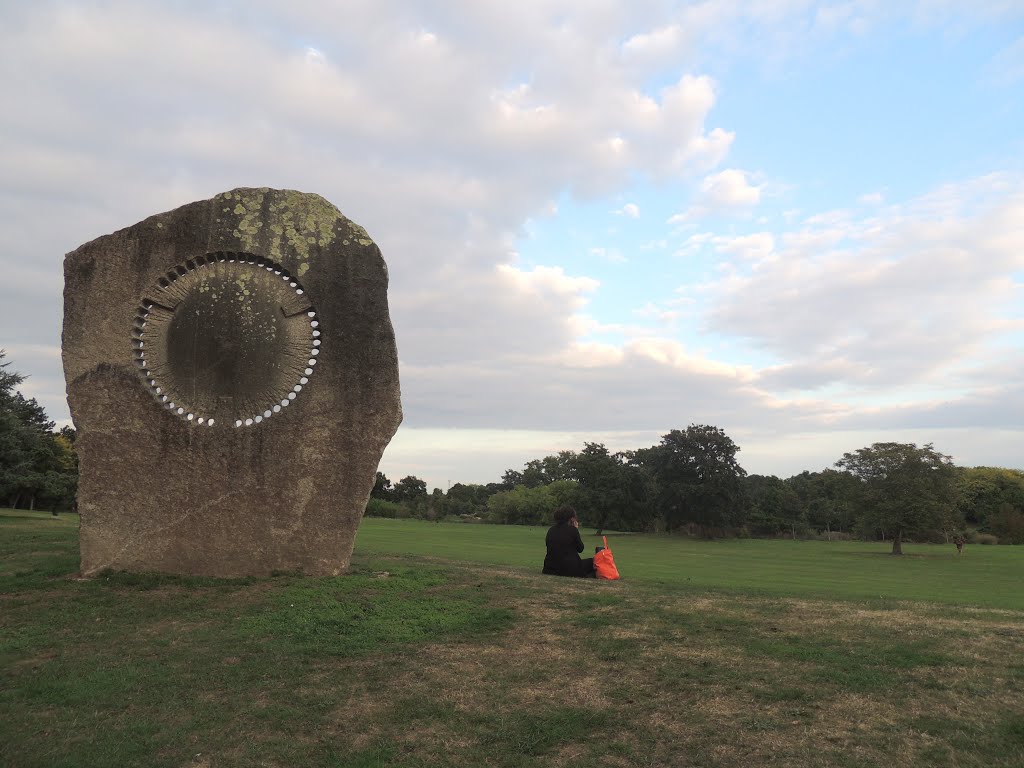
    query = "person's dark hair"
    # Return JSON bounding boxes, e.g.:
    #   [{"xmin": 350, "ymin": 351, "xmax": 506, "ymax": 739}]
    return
[{"xmin": 553, "ymin": 505, "xmax": 577, "ymax": 525}]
